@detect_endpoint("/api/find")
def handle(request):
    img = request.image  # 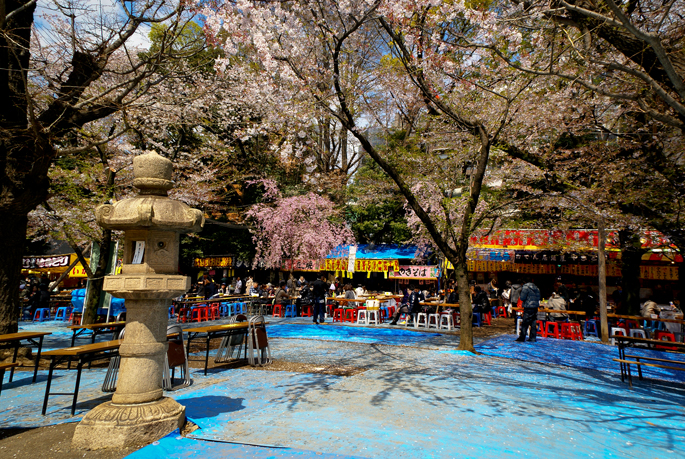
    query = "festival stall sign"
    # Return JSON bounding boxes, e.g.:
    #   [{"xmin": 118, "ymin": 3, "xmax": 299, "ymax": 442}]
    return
[
  {"xmin": 320, "ymin": 259, "xmax": 349, "ymax": 272},
  {"xmin": 22, "ymin": 254, "xmax": 71, "ymax": 271},
  {"xmin": 468, "ymin": 229, "xmax": 674, "ymax": 251},
  {"xmin": 639, "ymin": 265, "xmax": 679, "ymax": 281},
  {"xmin": 68, "ymin": 261, "xmax": 91, "ymax": 278},
  {"xmin": 354, "ymin": 259, "xmax": 400, "ymax": 272},
  {"xmin": 444, "ymin": 249, "xmax": 515, "ymax": 270},
  {"xmin": 389, "ymin": 265, "xmax": 440, "ymax": 279},
  {"xmin": 281, "ymin": 259, "xmax": 321, "ymax": 272},
  {"xmin": 193, "ymin": 256, "xmax": 233, "ymax": 268}
]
